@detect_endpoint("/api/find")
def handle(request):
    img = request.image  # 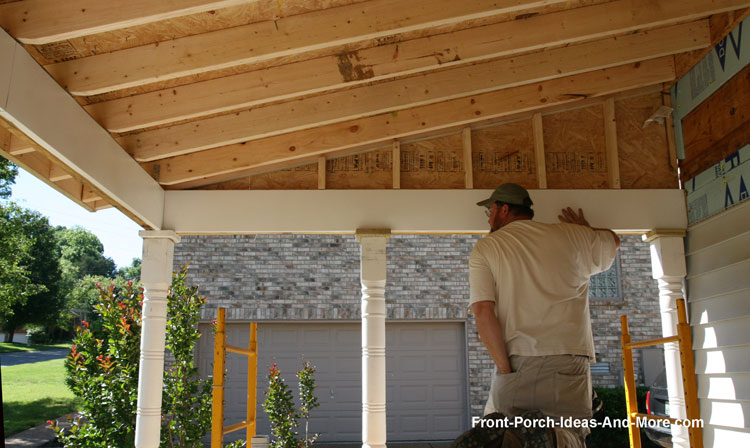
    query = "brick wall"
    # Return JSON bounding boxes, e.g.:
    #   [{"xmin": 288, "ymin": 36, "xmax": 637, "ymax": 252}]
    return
[{"xmin": 174, "ymin": 234, "xmax": 661, "ymax": 419}]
